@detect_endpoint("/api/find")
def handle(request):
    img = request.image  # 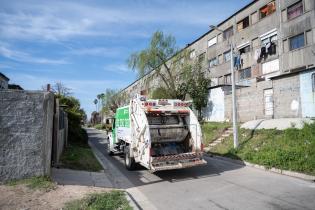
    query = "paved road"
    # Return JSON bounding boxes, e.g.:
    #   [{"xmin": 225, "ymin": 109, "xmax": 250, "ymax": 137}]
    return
[{"xmin": 87, "ymin": 128, "xmax": 315, "ymax": 210}]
